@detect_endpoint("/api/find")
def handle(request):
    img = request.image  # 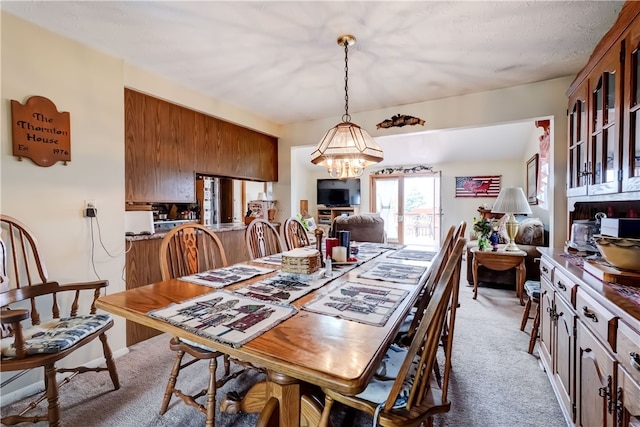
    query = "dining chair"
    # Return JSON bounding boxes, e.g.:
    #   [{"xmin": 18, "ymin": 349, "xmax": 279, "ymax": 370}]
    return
[
  {"xmin": 158, "ymin": 223, "xmax": 248, "ymax": 427},
  {"xmin": 319, "ymin": 238, "xmax": 466, "ymax": 427},
  {"xmin": 0, "ymin": 215, "xmax": 119, "ymax": 427},
  {"xmin": 520, "ymin": 279, "xmax": 541, "ymax": 354},
  {"xmin": 283, "ymin": 217, "xmax": 310, "ymax": 250},
  {"xmin": 245, "ymin": 219, "xmax": 284, "ymax": 260}
]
